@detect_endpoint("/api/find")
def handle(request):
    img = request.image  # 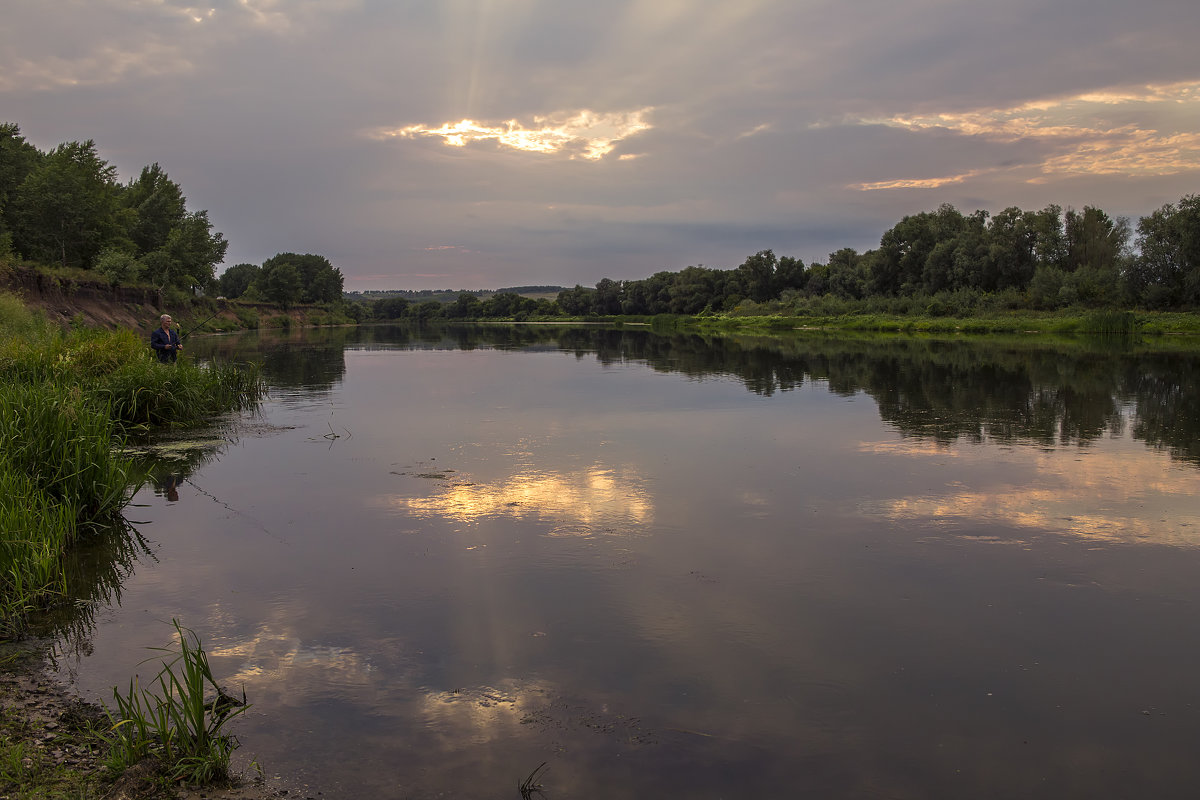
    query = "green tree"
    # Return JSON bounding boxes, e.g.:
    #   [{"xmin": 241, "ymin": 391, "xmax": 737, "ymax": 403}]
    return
[
  {"xmin": 121, "ymin": 163, "xmax": 186, "ymax": 255},
  {"xmin": 260, "ymin": 253, "xmax": 344, "ymax": 304},
  {"xmin": 261, "ymin": 262, "xmax": 302, "ymax": 308},
  {"xmin": 1129, "ymin": 195, "xmax": 1200, "ymax": 308},
  {"xmin": 593, "ymin": 278, "xmax": 623, "ymax": 315},
  {"xmin": 12, "ymin": 139, "xmax": 125, "ymax": 268},
  {"xmin": 372, "ymin": 297, "xmax": 411, "ymax": 319},
  {"xmin": 94, "ymin": 247, "xmax": 142, "ymax": 286},
  {"xmin": 216, "ymin": 263, "xmax": 260, "ymax": 298},
  {"xmin": 557, "ymin": 285, "xmax": 596, "ymax": 315},
  {"xmin": 446, "ymin": 292, "xmax": 483, "ymax": 318},
  {"xmin": 0, "ymin": 123, "xmax": 42, "ymax": 244},
  {"xmin": 1064, "ymin": 206, "xmax": 1128, "ymax": 274},
  {"xmin": 738, "ymin": 250, "xmax": 777, "ymax": 302},
  {"xmin": 163, "ymin": 210, "xmax": 227, "ymax": 291}
]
